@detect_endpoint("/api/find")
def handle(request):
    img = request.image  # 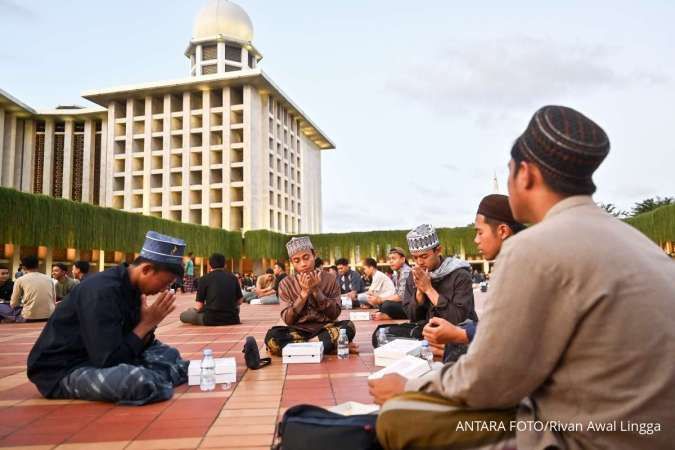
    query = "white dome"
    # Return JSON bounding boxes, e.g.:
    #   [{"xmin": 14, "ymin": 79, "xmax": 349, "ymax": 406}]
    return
[{"xmin": 192, "ymin": 0, "xmax": 254, "ymax": 43}]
